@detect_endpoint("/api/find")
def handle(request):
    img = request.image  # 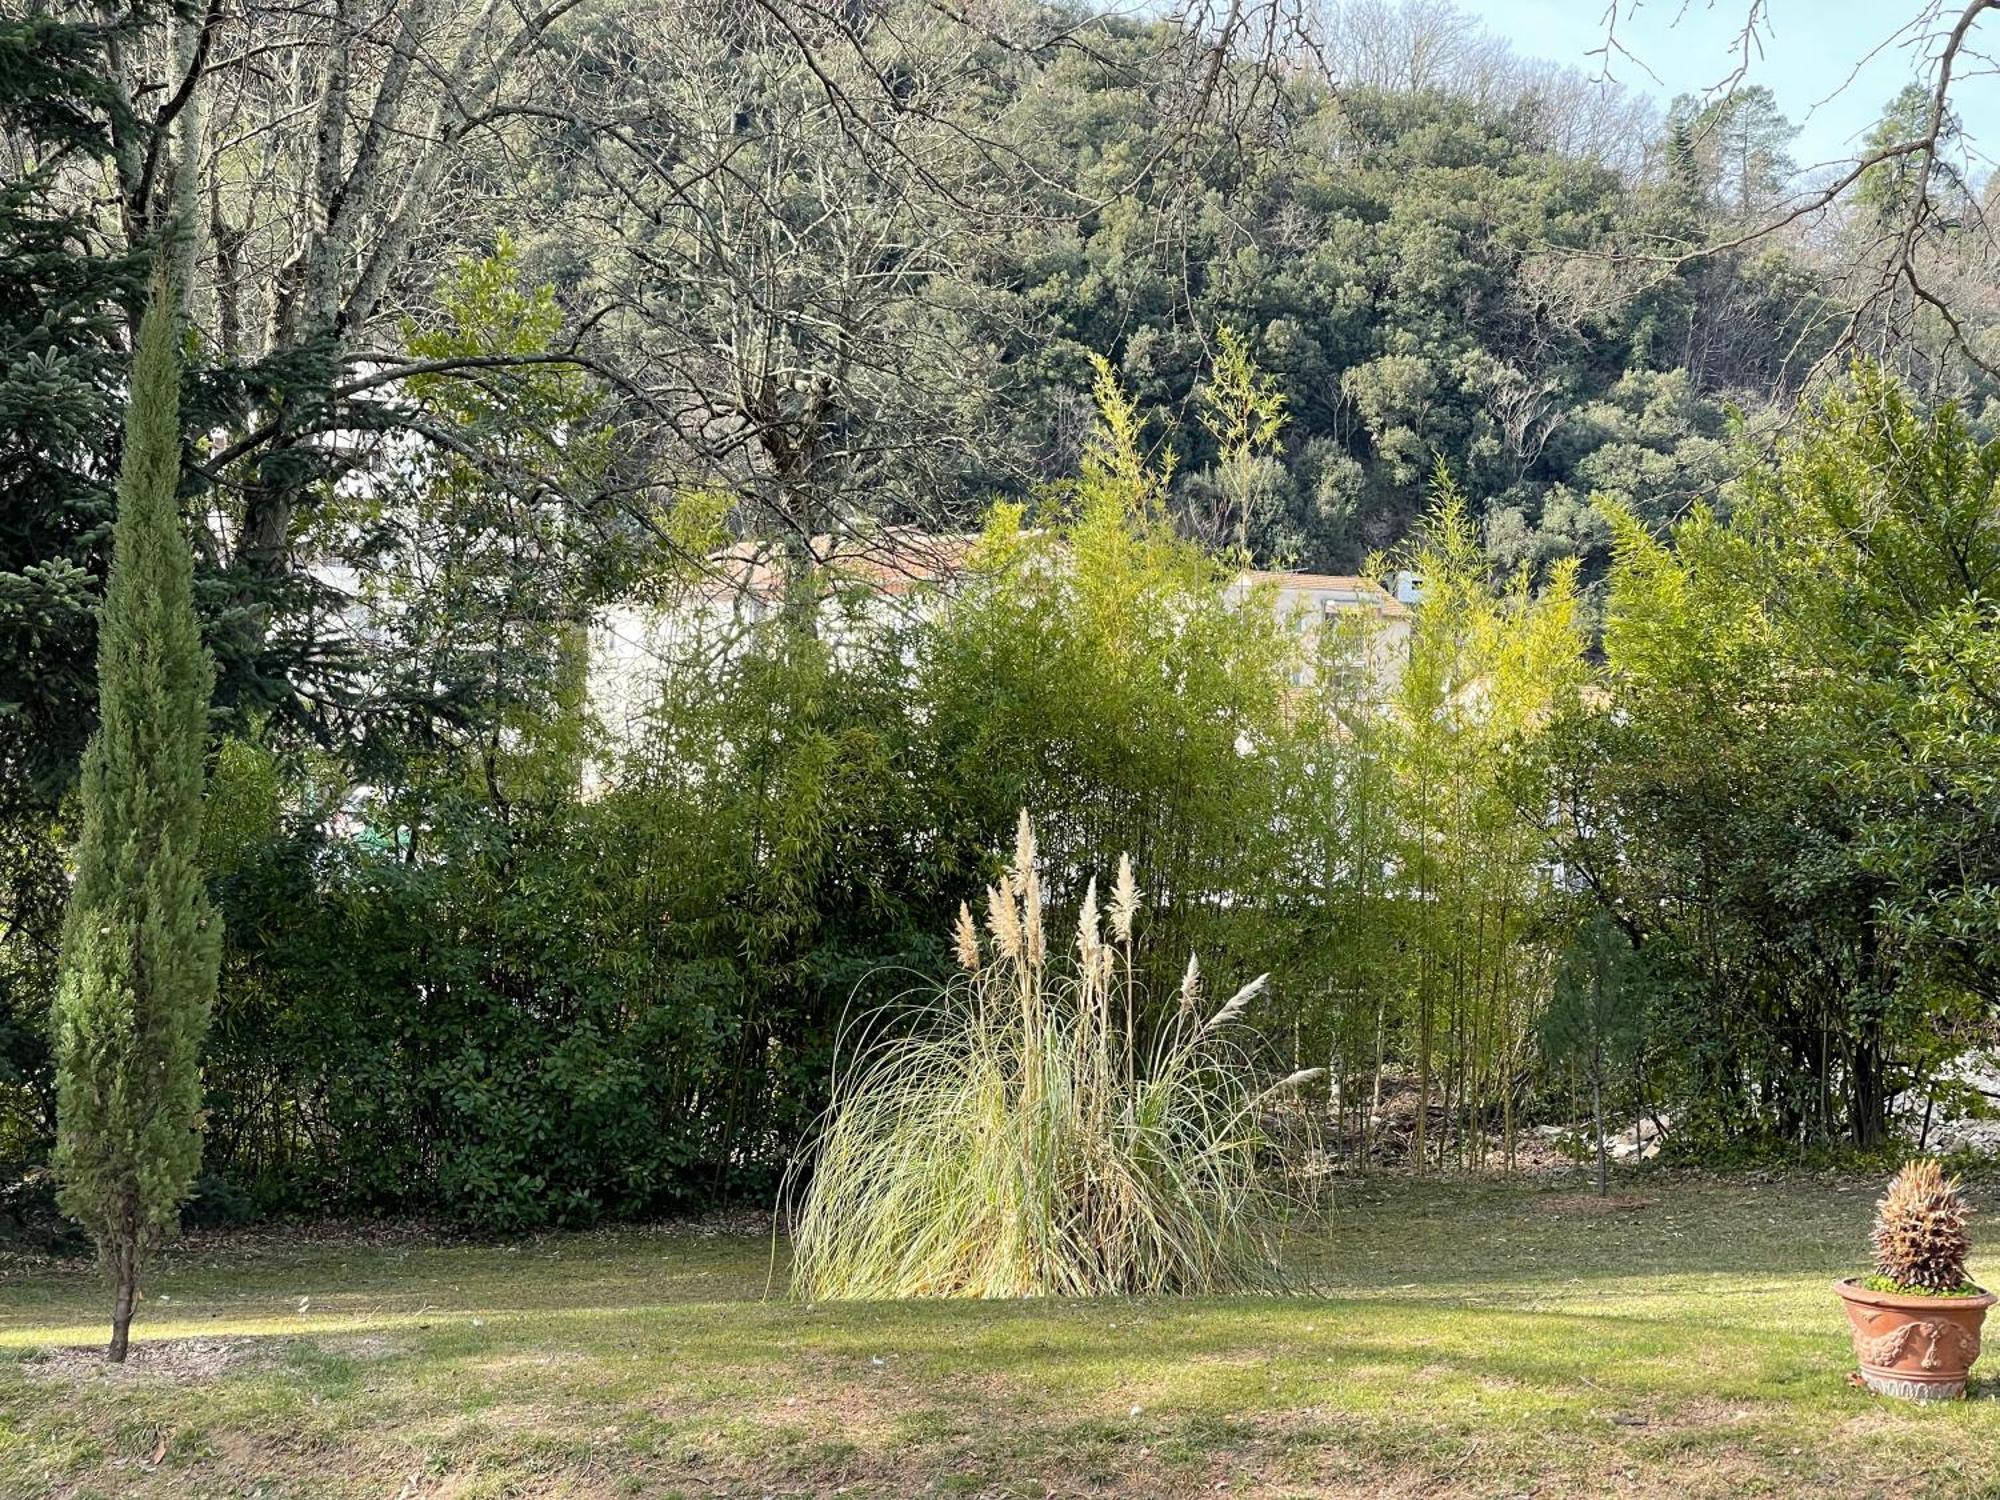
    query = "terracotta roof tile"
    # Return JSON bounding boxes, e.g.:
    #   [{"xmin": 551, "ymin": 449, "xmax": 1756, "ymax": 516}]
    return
[{"xmin": 697, "ymin": 532, "xmax": 1410, "ymax": 617}]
